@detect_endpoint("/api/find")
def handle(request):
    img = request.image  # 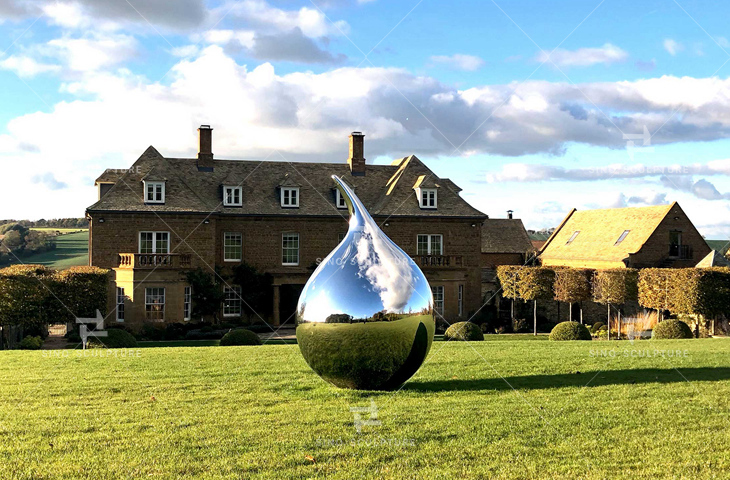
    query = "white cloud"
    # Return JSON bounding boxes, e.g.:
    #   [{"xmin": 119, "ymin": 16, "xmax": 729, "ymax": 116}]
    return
[
  {"xmin": 663, "ymin": 38, "xmax": 683, "ymax": 56},
  {"xmin": 429, "ymin": 54, "xmax": 485, "ymax": 71},
  {"xmin": 537, "ymin": 43, "xmax": 628, "ymax": 67},
  {"xmin": 0, "ymin": 55, "xmax": 60, "ymax": 77},
  {"xmin": 47, "ymin": 33, "xmax": 138, "ymax": 71}
]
